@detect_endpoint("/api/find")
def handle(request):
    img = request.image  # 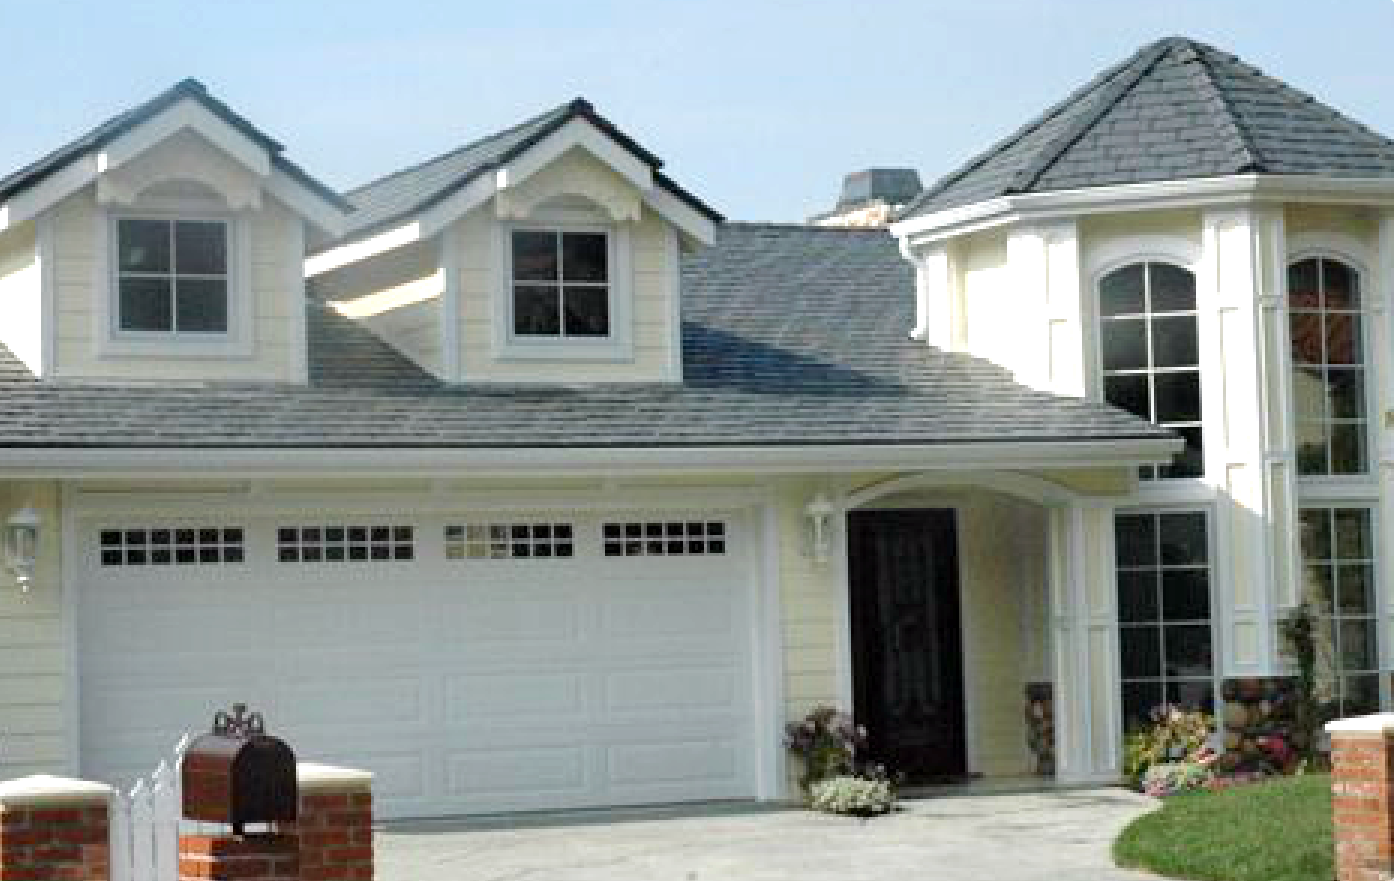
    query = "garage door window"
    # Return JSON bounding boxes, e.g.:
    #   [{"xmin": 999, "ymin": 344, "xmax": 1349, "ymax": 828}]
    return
[
  {"xmin": 603, "ymin": 521, "xmax": 727, "ymax": 557},
  {"xmin": 445, "ymin": 523, "xmax": 575, "ymax": 559},
  {"xmin": 100, "ymin": 528, "xmax": 244, "ymax": 566},
  {"xmin": 277, "ymin": 526, "xmax": 414, "ymax": 562}
]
